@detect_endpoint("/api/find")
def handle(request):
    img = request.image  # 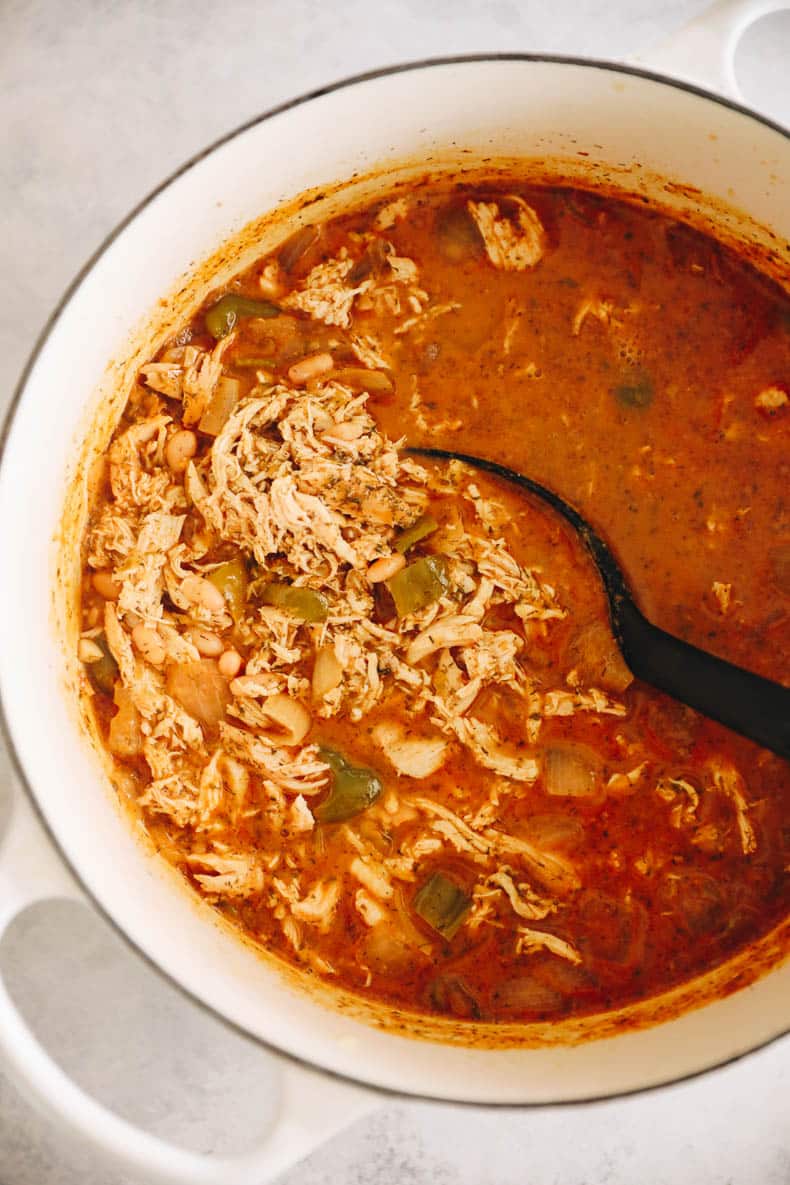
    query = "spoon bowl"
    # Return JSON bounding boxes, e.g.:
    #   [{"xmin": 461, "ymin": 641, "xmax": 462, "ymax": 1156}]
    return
[{"xmin": 408, "ymin": 446, "xmax": 790, "ymax": 762}]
